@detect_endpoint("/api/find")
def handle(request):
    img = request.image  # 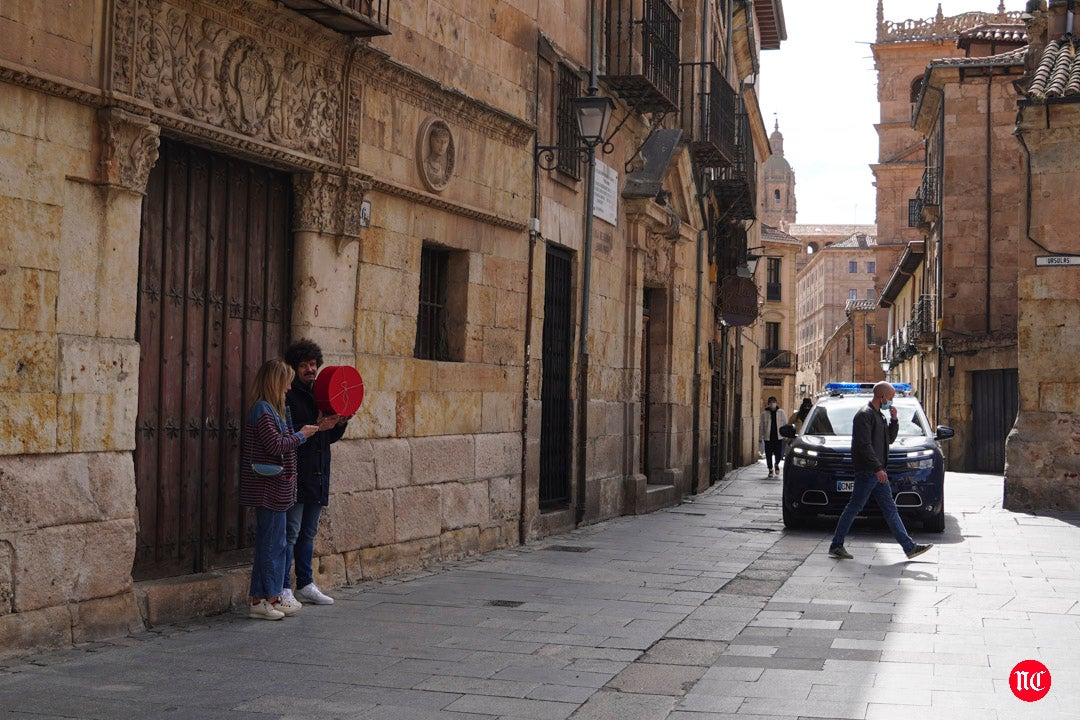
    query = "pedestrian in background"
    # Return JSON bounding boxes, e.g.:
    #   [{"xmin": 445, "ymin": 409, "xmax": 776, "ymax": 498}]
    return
[
  {"xmin": 828, "ymin": 381, "xmax": 933, "ymax": 561},
  {"xmin": 793, "ymin": 397, "xmax": 813, "ymax": 434},
  {"xmin": 759, "ymin": 396, "xmax": 787, "ymax": 478},
  {"xmin": 240, "ymin": 359, "xmax": 319, "ymax": 620},
  {"xmin": 283, "ymin": 339, "xmax": 349, "ymax": 606}
]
